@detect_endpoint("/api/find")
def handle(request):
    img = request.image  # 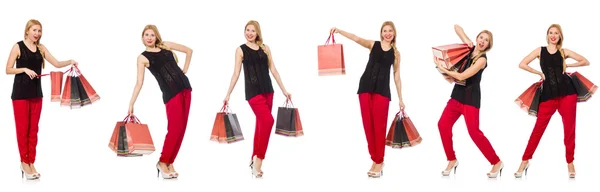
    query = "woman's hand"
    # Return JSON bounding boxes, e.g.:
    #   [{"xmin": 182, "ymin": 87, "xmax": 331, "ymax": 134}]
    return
[
  {"xmin": 23, "ymin": 68, "xmax": 37, "ymax": 79},
  {"xmin": 330, "ymin": 27, "xmax": 338, "ymax": 34},
  {"xmin": 223, "ymin": 95, "xmax": 230, "ymax": 105},
  {"xmin": 399, "ymin": 100, "xmax": 405, "ymax": 110},
  {"xmin": 128, "ymin": 105, "xmax": 134, "ymax": 115},
  {"xmin": 283, "ymin": 91, "xmax": 292, "ymax": 100}
]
